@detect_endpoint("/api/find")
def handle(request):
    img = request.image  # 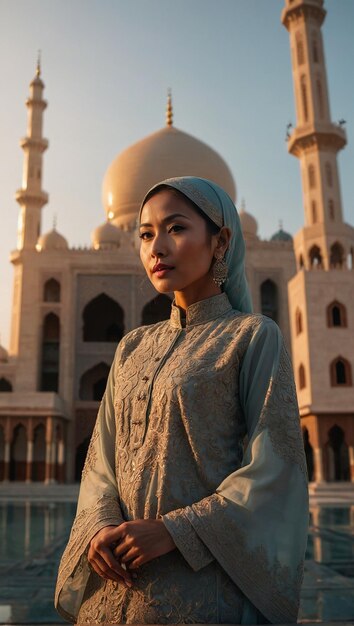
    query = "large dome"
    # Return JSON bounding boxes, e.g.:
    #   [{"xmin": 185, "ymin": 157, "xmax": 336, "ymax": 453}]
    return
[{"xmin": 102, "ymin": 126, "xmax": 236, "ymax": 230}]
